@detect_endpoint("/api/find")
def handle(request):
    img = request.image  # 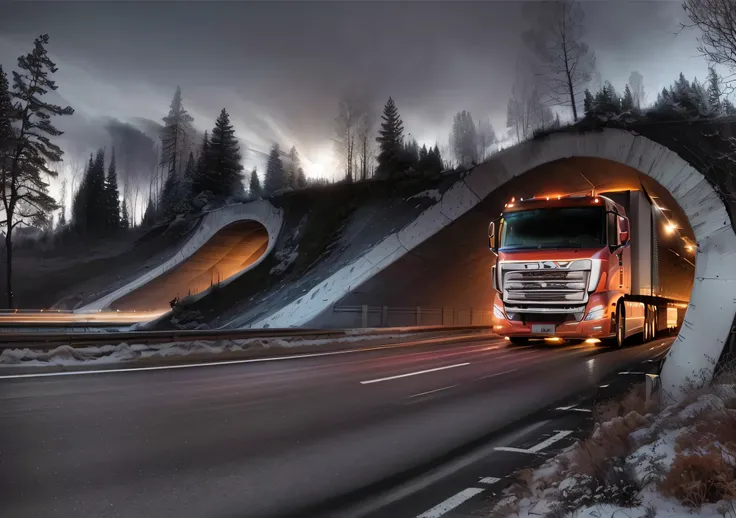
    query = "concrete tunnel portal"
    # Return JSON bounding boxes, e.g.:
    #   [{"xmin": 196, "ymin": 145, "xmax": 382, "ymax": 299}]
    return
[{"xmin": 111, "ymin": 220, "xmax": 269, "ymax": 312}]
